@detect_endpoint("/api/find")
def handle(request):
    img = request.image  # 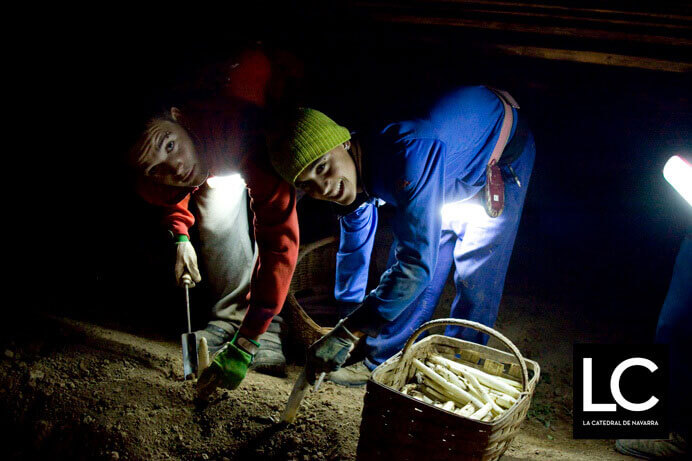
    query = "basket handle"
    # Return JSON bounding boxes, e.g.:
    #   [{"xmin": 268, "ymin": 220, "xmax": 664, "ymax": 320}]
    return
[
  {"xmin": 398, "ymin": 318, "xmax": 530, "ymax": 392},
  {"xmin": 296, "ymin": 236, "xmax": 337, "ymax": 264}
]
